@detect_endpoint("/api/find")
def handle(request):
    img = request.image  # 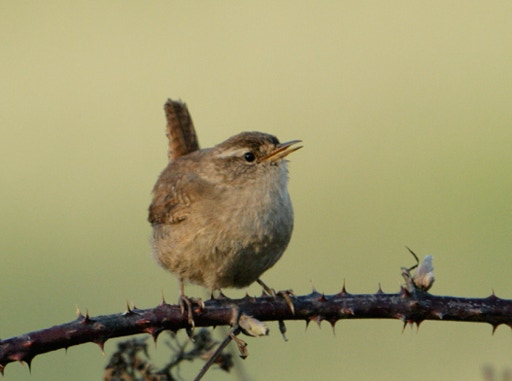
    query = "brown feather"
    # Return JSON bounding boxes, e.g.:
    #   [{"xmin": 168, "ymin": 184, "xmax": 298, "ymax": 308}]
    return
[{"xmin": 164, "ymin": 99, "xmax": 200, "ymax": 160}]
